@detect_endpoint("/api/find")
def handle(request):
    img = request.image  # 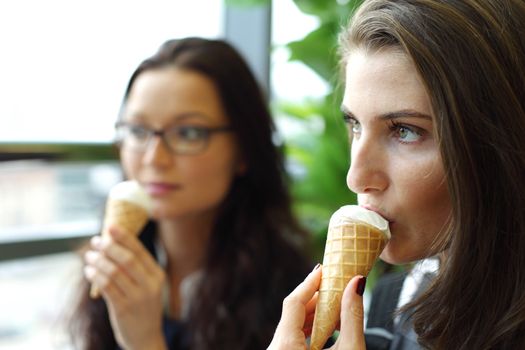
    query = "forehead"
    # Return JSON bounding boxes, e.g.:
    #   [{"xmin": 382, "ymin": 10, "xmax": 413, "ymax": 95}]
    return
[
  {"xmin": 125, "ymin": 67, "xmax": 227, "ymax": 124},
  {"xmin": 343, "ymin": 48, "xmax": 432, "ymax": 117}
]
